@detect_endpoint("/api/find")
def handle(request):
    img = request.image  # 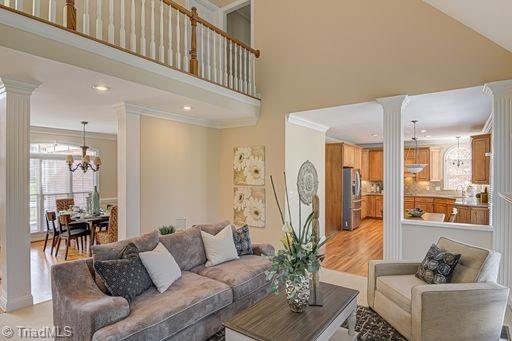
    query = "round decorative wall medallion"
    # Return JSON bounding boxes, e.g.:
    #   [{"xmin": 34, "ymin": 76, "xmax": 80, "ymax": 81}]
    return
[{"xmin": 297, "ymin": 160, "xmax": 318, "ymax": 205}]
